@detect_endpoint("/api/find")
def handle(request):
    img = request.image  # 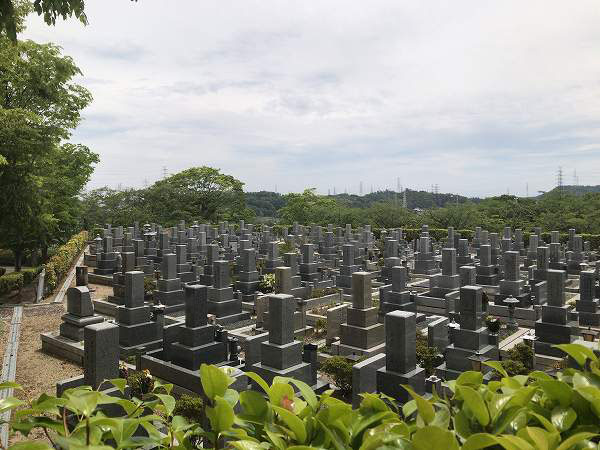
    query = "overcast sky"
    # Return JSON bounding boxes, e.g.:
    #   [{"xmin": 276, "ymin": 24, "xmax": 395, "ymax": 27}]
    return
[{"xmin": 23, "ymin": 1, "xmax": 600, "ymax": 197}]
